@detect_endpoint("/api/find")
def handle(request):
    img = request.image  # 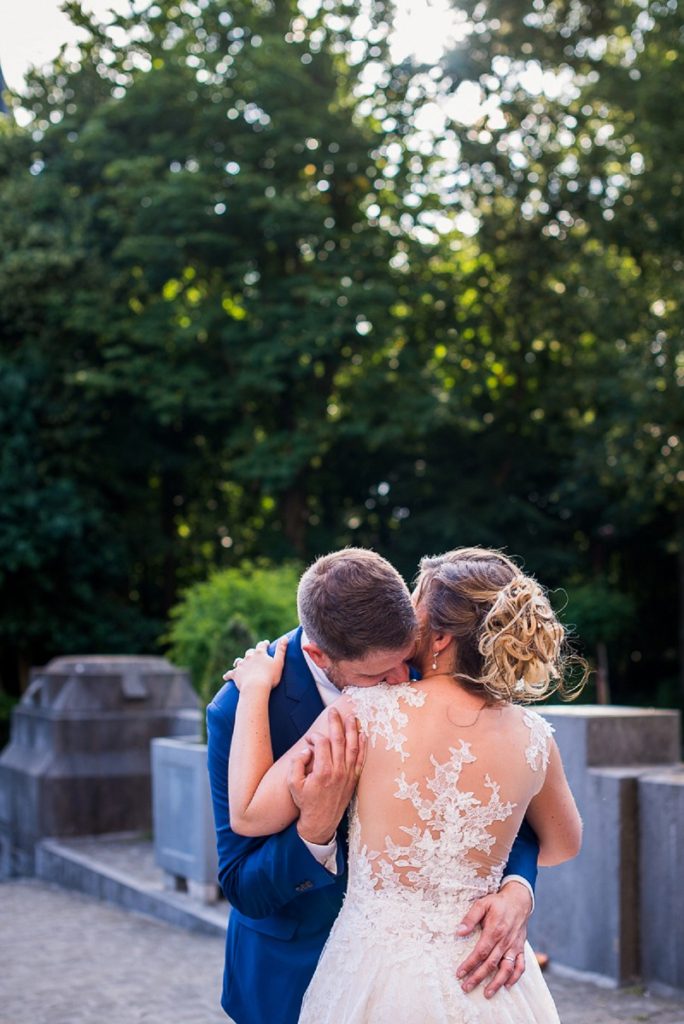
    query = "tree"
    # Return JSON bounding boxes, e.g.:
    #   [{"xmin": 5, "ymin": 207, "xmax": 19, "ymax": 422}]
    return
[
  {"xmin": 405, "ymin": 0, "xmax": 684, "ymax": 701},
  {"xmin": 0, "ymin": 0, "xmax": 428, "ymax": 689},
  {"xmin": 1, "ymin": 0, "xmax": 681, "ymax": 711}
]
